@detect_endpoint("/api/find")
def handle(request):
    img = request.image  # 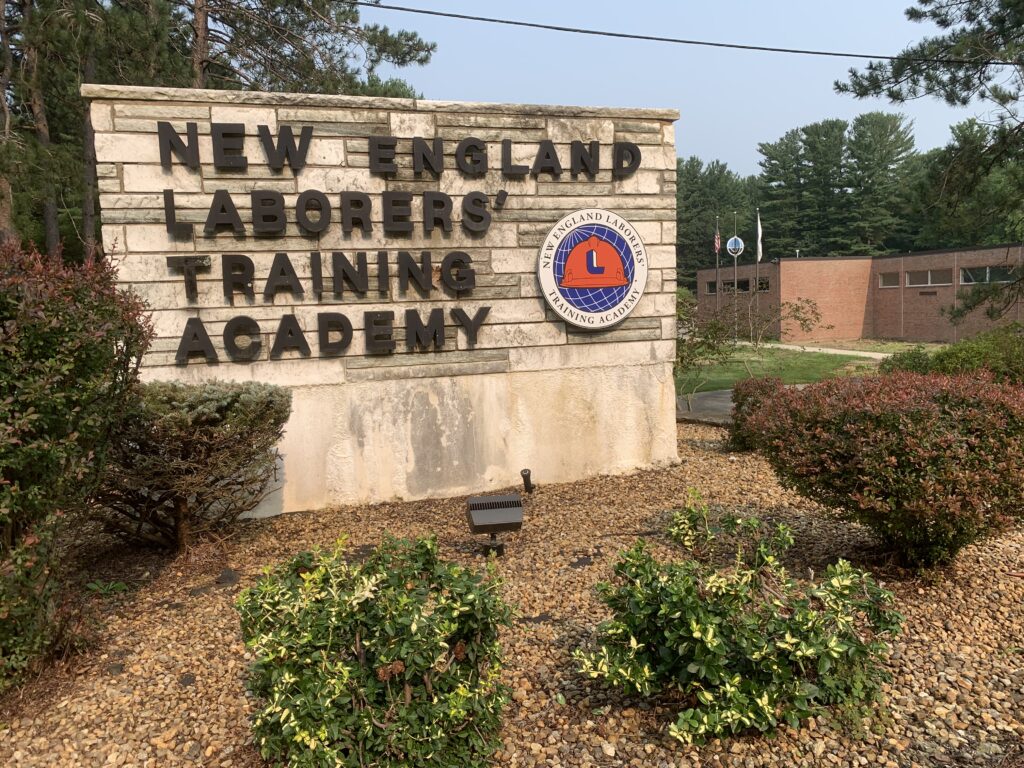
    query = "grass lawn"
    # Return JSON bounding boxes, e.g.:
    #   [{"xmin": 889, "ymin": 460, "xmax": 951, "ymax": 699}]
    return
[
  {"xmin": 677, "ymin": 347, "xmax": 875, "ymax": 393},
  {"xmin": 815, "ymin": 339, "xmax": 949, "ymax": 354}
]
